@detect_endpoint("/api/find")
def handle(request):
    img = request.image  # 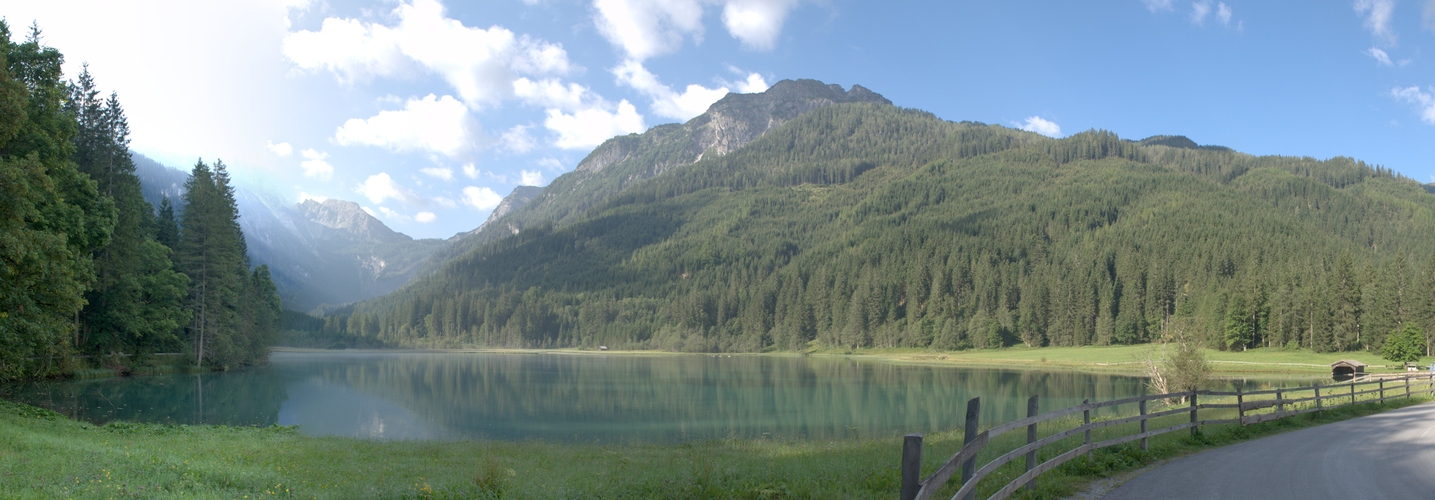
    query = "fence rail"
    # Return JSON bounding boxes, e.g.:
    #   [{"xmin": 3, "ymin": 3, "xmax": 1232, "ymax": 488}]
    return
[{"xmin": 900, "ymin": 373, "xmax": 1435, "ymax": 500}]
